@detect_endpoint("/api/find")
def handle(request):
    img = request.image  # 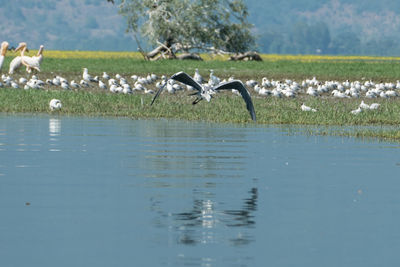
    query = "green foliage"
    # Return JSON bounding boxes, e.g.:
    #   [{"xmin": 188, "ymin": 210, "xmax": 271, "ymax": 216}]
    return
[{"xmin": 114, "ymin": 0, "xmax": 256, "ymax": 53}]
